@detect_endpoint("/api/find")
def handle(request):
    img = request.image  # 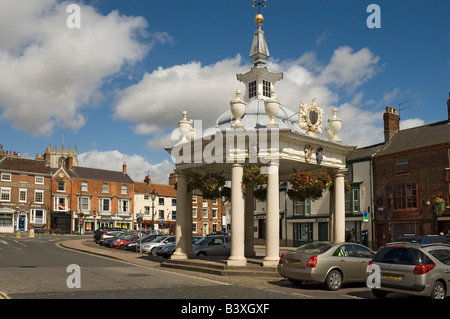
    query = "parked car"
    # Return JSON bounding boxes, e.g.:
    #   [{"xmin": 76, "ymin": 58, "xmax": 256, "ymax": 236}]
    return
[
  {"xmin": 368, "ymin": 242, "xmax": 450, "ymax": 299},
  {"xmin": 277, "ymin": 242, "xmax": 375, "ymax": 291},
  {"xmin": 192, "ymin": 235, "xmax": 231, "ymax": 256},
  {"xmin": 142, "ymin": 235, "xmax": 176, "ymax": 255},
  {"xmin": 94, "ymin": 227, "xmax": 123, "ymax": 243},
  {"xmin": 121, "ymin": 234, "xmax": 163, "ymax": 251},
  {"xmin": 393, "ymin": 234, "xmax": 450, "ymax": 244},
  {"xmin": 155, "ymin": 236, "xmax": 203, "ymax": 258},
  {"xmin": 98, "ymin": 231, "xmax": 126, "ymax": 246},
  {"xmin": 104, "ymin": 232, "xmax": 132, "ymax": 247},
  {"xmin": 111, "ymin": 233, "xmax": 139, "ymax": 249}
]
